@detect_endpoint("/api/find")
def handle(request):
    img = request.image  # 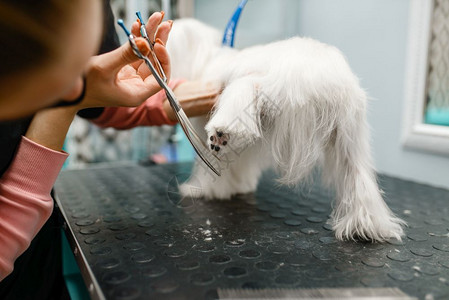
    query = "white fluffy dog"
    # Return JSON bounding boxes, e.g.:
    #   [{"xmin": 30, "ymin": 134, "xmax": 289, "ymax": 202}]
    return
[{"xmin": 166, "ymin": 19, "xmax": 405, "ymax": 242}]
